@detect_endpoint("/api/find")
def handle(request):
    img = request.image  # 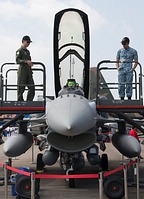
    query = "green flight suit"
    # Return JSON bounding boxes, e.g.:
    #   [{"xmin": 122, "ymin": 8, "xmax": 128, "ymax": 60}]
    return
[{"xmin": 16, "ymin": 46, "xmax": 35, "ymax": 101}]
